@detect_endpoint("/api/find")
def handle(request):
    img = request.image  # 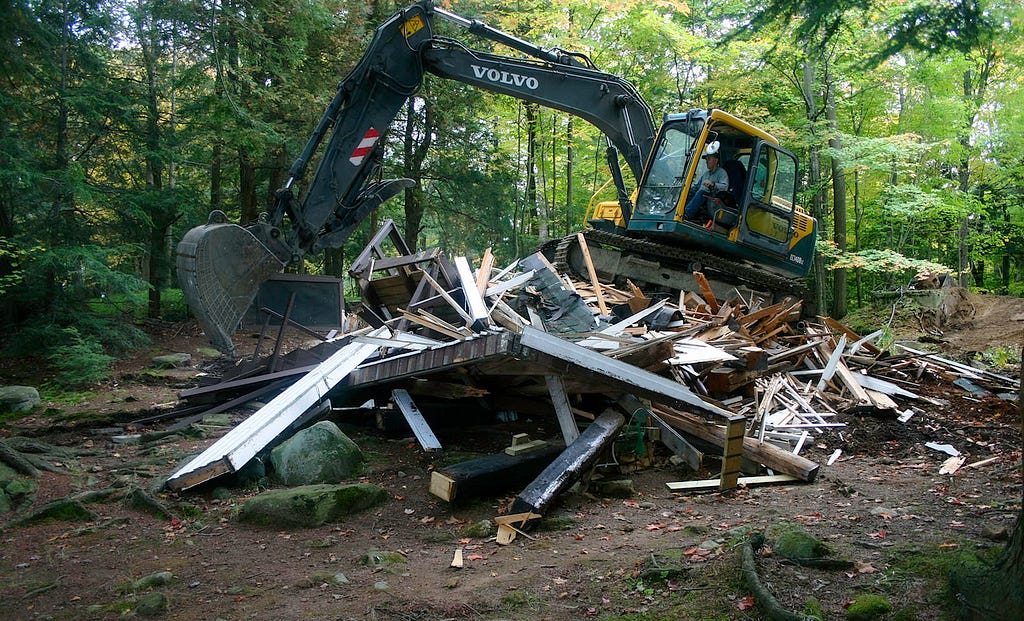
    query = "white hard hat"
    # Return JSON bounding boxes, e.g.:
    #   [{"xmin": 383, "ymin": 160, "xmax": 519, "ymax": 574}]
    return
[{"xmin": 702, "ymin": 141, "xmax": 721, "ymax": 158}]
